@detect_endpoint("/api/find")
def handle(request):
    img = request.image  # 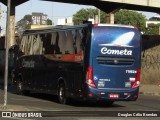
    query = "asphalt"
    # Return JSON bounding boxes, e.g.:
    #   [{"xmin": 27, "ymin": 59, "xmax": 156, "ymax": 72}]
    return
[{"xmin": 0, "ymin": 82, "xmax": 160, "ymax": 111}]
